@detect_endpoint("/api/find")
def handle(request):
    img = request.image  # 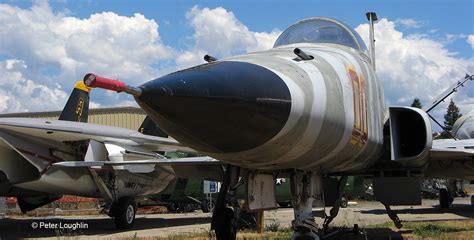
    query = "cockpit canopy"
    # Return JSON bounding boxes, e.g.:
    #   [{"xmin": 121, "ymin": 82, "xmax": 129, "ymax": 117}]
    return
[{"xmin": 274, "ymin": 17, "xmax": 368, "ymax": 52}]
